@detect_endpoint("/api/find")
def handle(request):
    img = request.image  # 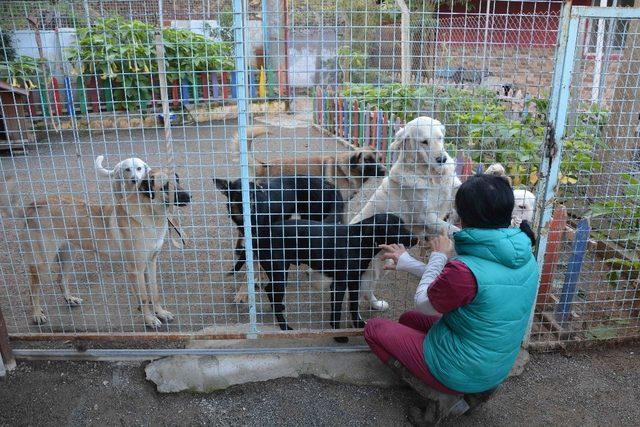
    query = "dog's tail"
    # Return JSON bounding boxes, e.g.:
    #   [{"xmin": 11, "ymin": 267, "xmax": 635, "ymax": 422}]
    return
[
  {"xmin": 95, "ymin": 155, "xmax": 114, "ymax": 177},
  {"xmin": 0, "ymin": 176, "xmax": 25, "ymax": 220},
  {"xmin": 232, "ymin": 126, "xmax": 269, "ymax": 171}
]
